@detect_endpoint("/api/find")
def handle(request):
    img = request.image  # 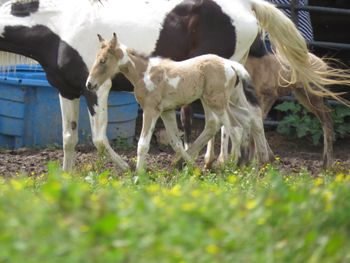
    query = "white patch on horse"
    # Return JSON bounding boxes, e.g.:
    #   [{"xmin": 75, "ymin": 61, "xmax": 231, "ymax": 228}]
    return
[
  {"xmin": 143, "ymin": 57, "xmax": 161, "ymax": 92},
  {"xmin": 223, "ymin": 61, "xmax": 234, "ymax": 88},
  {"xmin": 118, "ymin": 44, "xmax": 135, "ymax": 68},
  {"xmin": 166, "ymin": 74, "xmax": 181, "ymax": 89}
]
